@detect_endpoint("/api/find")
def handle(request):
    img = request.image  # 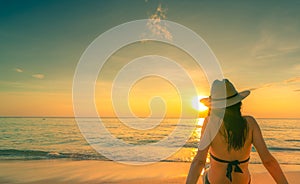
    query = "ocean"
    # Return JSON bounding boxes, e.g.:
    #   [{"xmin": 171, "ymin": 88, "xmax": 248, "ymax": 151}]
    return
[{"xmin": 0, "ymin": 117, "xmax": 299, "ymax": 165}]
